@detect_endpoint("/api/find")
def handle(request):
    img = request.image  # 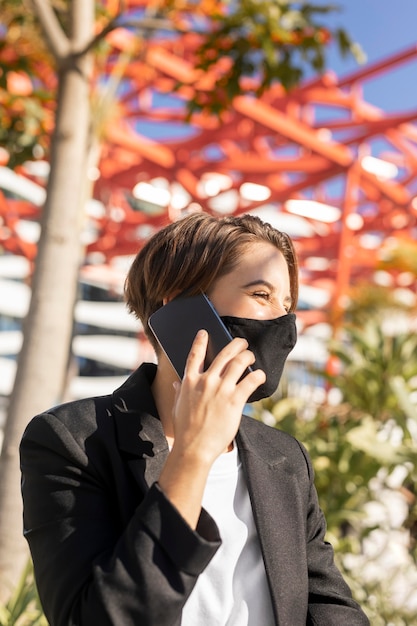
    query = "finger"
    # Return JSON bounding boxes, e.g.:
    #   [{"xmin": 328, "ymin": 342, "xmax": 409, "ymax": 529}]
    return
[
  {"xmin": 172, "ymin": 380, "xmax": 181, "ymax": 400},
  {"xmin": 219, "ymin": 348, "xmax": 256, "ymax": 383},
  {"xmin": 236, "ymin": 368, "xmax": 266, "ymax": 402},
  {"xmin": 171, "ymin": 380, "xmax": 182, "ymax": 417},
  {"xmin": 183, "ymin": 329, "xmax": 209, "ymax": 377},
  {"xmin": 207, "ymin": 337, "xmax": 249, "ymax": 376}
]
